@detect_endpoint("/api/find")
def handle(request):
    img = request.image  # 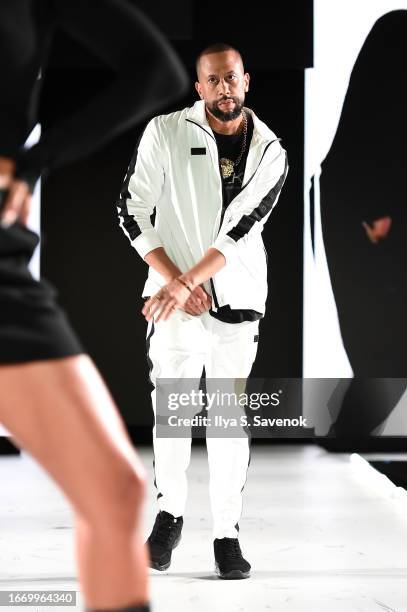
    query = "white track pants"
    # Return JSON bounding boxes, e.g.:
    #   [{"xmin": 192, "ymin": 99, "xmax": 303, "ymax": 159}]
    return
[{"xmin": 146, "ymin": 308, "xmax": 260, "ymax": 539}]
